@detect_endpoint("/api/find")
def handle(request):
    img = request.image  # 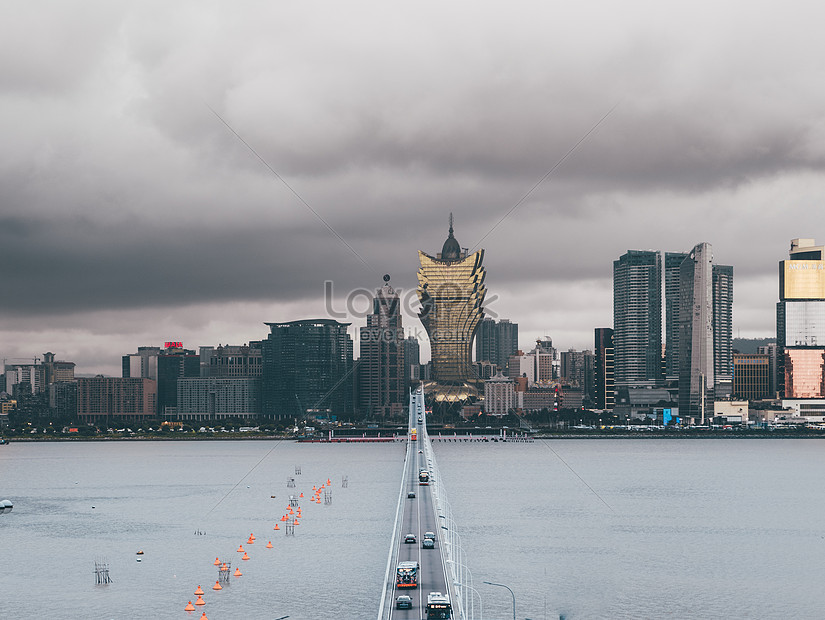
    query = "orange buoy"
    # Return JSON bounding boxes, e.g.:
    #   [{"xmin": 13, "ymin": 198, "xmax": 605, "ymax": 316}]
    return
[
  {"xmin": 327, "ymin": 479, "xmax": 331, "ymax": 485},
  {"xmin": 247, "ymin": 537, "xmax": 254, "ymax": 544},
  {"xmin": 212, "ymin": 580, "xmax": 222, "ymax": 590},
  {"xmin": 213, "ymin": 557, "xmax": 220, "ymax": 566},
  {"xmin": 266, "ymin": 541, "xmax": 273, "ymax": 548},
  {"xmin": 237, "ymin": 545, "xmax": 244, "ymax": 552},
  {"xmin": 195, "ymin": 585, "xmax": 204, "ymax": 595},
  {"xmin": 274, "ymin": 524, "xmax": 280, "ymax": 530},
  {"xmin": 242, "ymin": 552, "xmax": 250, "ymax": 560},
  {"xmin": 294, "ymin": 520, "xmax": 300, "ymax": 525},
  {"xmin": 234, "ymin": 567, "xmax": 242, "ymax": 576},
  {"xmin": 250, "ymin": 533, "xmax": 255, "ymax": 539},
  {"xmin": 185, "ymin": 601, "xmax": 196, "ymax": 611},
  {"xmin": 195, "ymin": 594, "xmax": 205, "ymax": 606},
  {"xmin": 200, "ymin": 614, "xmax": 208, "ymax": 620},
  {"xmin": 299, "ymin": 492, "xmax": 304, "ymax": 498}
]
